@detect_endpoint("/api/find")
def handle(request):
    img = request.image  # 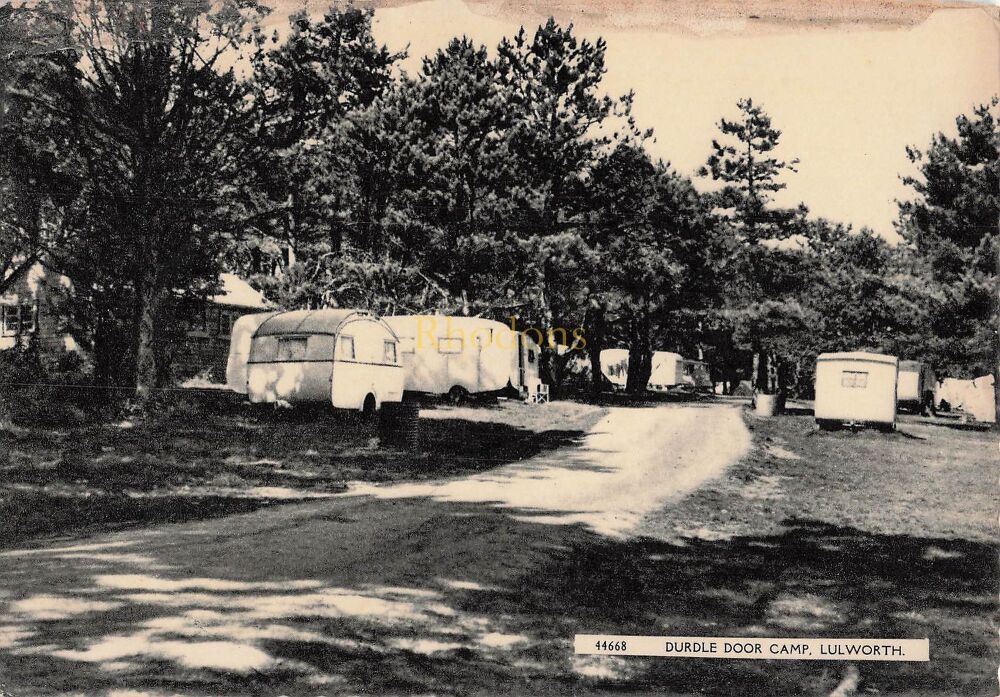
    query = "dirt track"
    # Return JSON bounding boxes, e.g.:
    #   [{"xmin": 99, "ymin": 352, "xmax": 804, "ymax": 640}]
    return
[{"xmin": 0, "ymin": 403, "xmax": 750, "ymax": 696}]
